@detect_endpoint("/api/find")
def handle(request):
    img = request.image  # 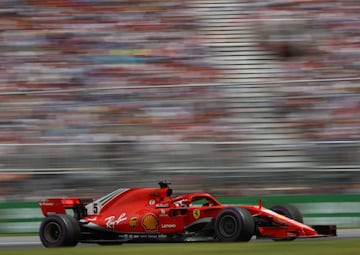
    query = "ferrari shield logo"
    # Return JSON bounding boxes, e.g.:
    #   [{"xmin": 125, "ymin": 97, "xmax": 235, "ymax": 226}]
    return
[{"xmin": 193, "ymin": 209, "xmax": 200, "ymax": 219}]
